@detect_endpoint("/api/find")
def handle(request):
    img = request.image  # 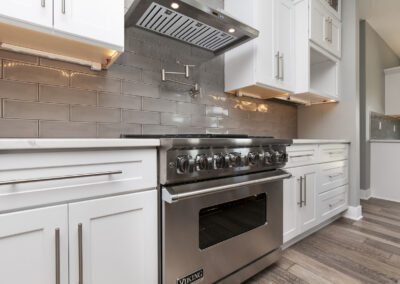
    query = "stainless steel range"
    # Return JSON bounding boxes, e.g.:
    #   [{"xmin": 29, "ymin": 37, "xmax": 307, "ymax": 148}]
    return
[{"xmin": 124, "ymin": 134, "xmax": 292, "ymax": 284}]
